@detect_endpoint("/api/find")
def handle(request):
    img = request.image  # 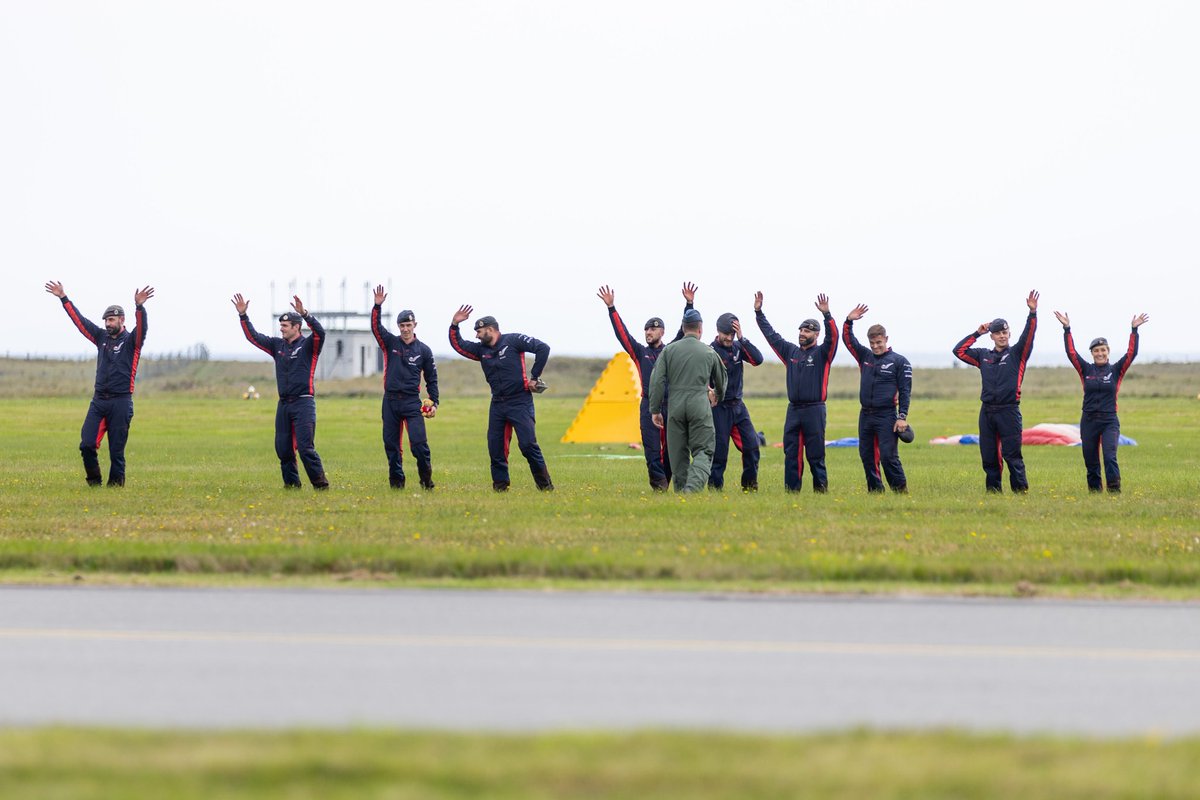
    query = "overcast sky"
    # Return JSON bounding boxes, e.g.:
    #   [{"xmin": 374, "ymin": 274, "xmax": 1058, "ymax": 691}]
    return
[{"xmin": 3, "ymin": 1, "xmax": 1195, "ymax": 366}]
